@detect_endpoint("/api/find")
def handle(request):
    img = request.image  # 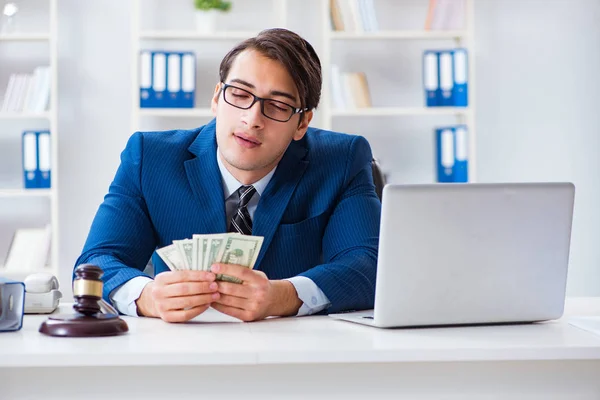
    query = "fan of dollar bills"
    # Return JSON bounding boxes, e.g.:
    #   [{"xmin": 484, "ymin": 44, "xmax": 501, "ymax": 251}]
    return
[{"xmin": 157, "ymin": 233, "xmax": 264, "ymax": 284}]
